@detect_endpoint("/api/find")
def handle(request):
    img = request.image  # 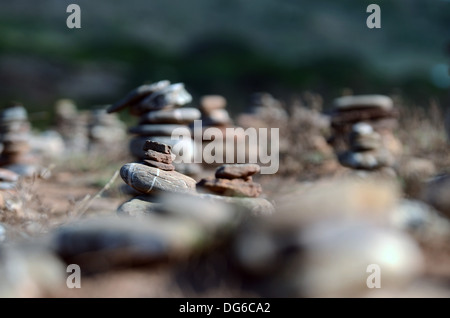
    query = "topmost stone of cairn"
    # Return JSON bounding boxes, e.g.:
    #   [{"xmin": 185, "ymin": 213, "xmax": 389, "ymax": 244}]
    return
[
  {"xmin": 332, "ymin": 95, "xmax": 393, "ymax": 112},
  {"xmin": 106, "ymin": 81, "xmax": 192, "ymax": 115}
]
